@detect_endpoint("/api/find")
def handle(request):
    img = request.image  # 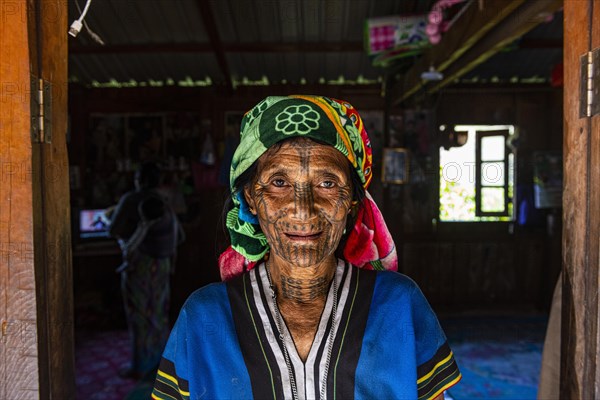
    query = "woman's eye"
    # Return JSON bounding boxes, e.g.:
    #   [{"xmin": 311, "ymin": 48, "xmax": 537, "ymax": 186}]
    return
[{"xmin": 272, "ymin": 178, "xmax": 286, "ymax": 187}]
